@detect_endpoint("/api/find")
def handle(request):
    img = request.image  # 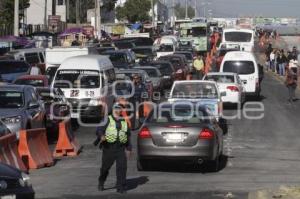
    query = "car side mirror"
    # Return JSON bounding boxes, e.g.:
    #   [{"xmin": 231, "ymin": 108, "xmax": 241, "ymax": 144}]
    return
[
  {"xmin": 221, "ymin": 92, "xmax": 226, "ymax": 97},
  {"xmin": 28, "ymin": 102, "xmax": 40, "ymax": 109}
]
